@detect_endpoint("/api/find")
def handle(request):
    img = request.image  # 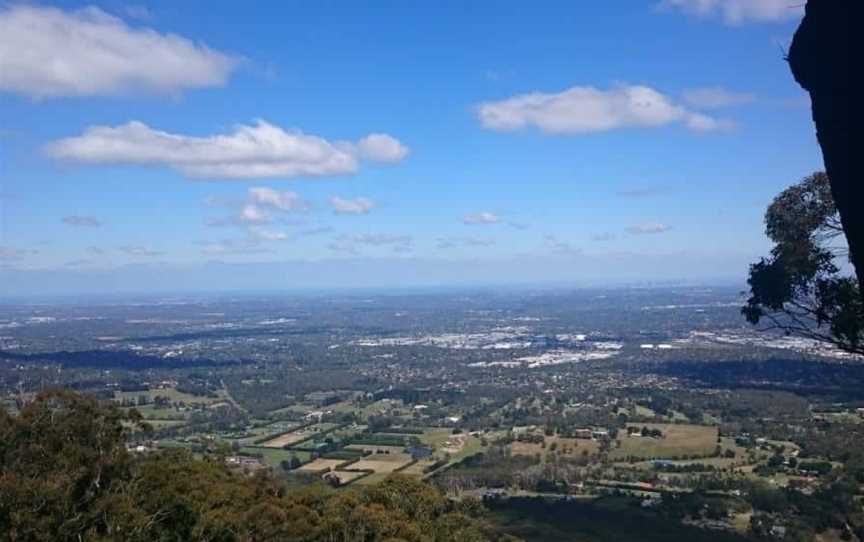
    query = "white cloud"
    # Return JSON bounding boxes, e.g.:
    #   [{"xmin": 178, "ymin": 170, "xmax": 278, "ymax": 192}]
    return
[
  {"xmin": 46, "ymin": 120, "xmax": 408, "ymax": 180},
  {"xmin": 681, "ymin": 87, "xmax": 756, "ymax": 109},
  {"xmin": 248, "ymin": 187, "xmax": 308, "ymax": 211},
  {"xmin": 356, "ymin": 134, "xmax": 410, "ymax": 162},
  {"xmin": 659, "ymin": 0, "xmax": 803, "ymax": 24},
  {"xmin": 62, "ymin": 215, "xmax": 102, "ymax": 227},
  {"xmin": 238, "ymin": 204, "xmax": 271, "ymax": 224},
  {"xmin": 330, "ymin": 196, "xmax": 375, "ymax": 215},
  {"xmin": 477, "ymin": 84, "xmax": 726, "ymax": 134},
  {"xmin": 199, "ymin": 225, "xmax": 290, "ymax": 256},
  {"xmin": 463, "ymin": 212, "xmax": 501, "ymax": 225},
  {"xmin": 248, "ymin": 227, "xmax": 290, "ymax": 242},
  {"xmin": 208, "ymin": 187, "xmax": 308, "ymax": 226},
  {"xmin": 119, "ymin": 245, "xmax": 163, "ymax": 257},
  {"xmin": 0, "ymin": 5, "xmax": 237, "ymax": 99},
  {"xmin": 627, "ymin": 222, "xmax": 671, "ymax": 235}
]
